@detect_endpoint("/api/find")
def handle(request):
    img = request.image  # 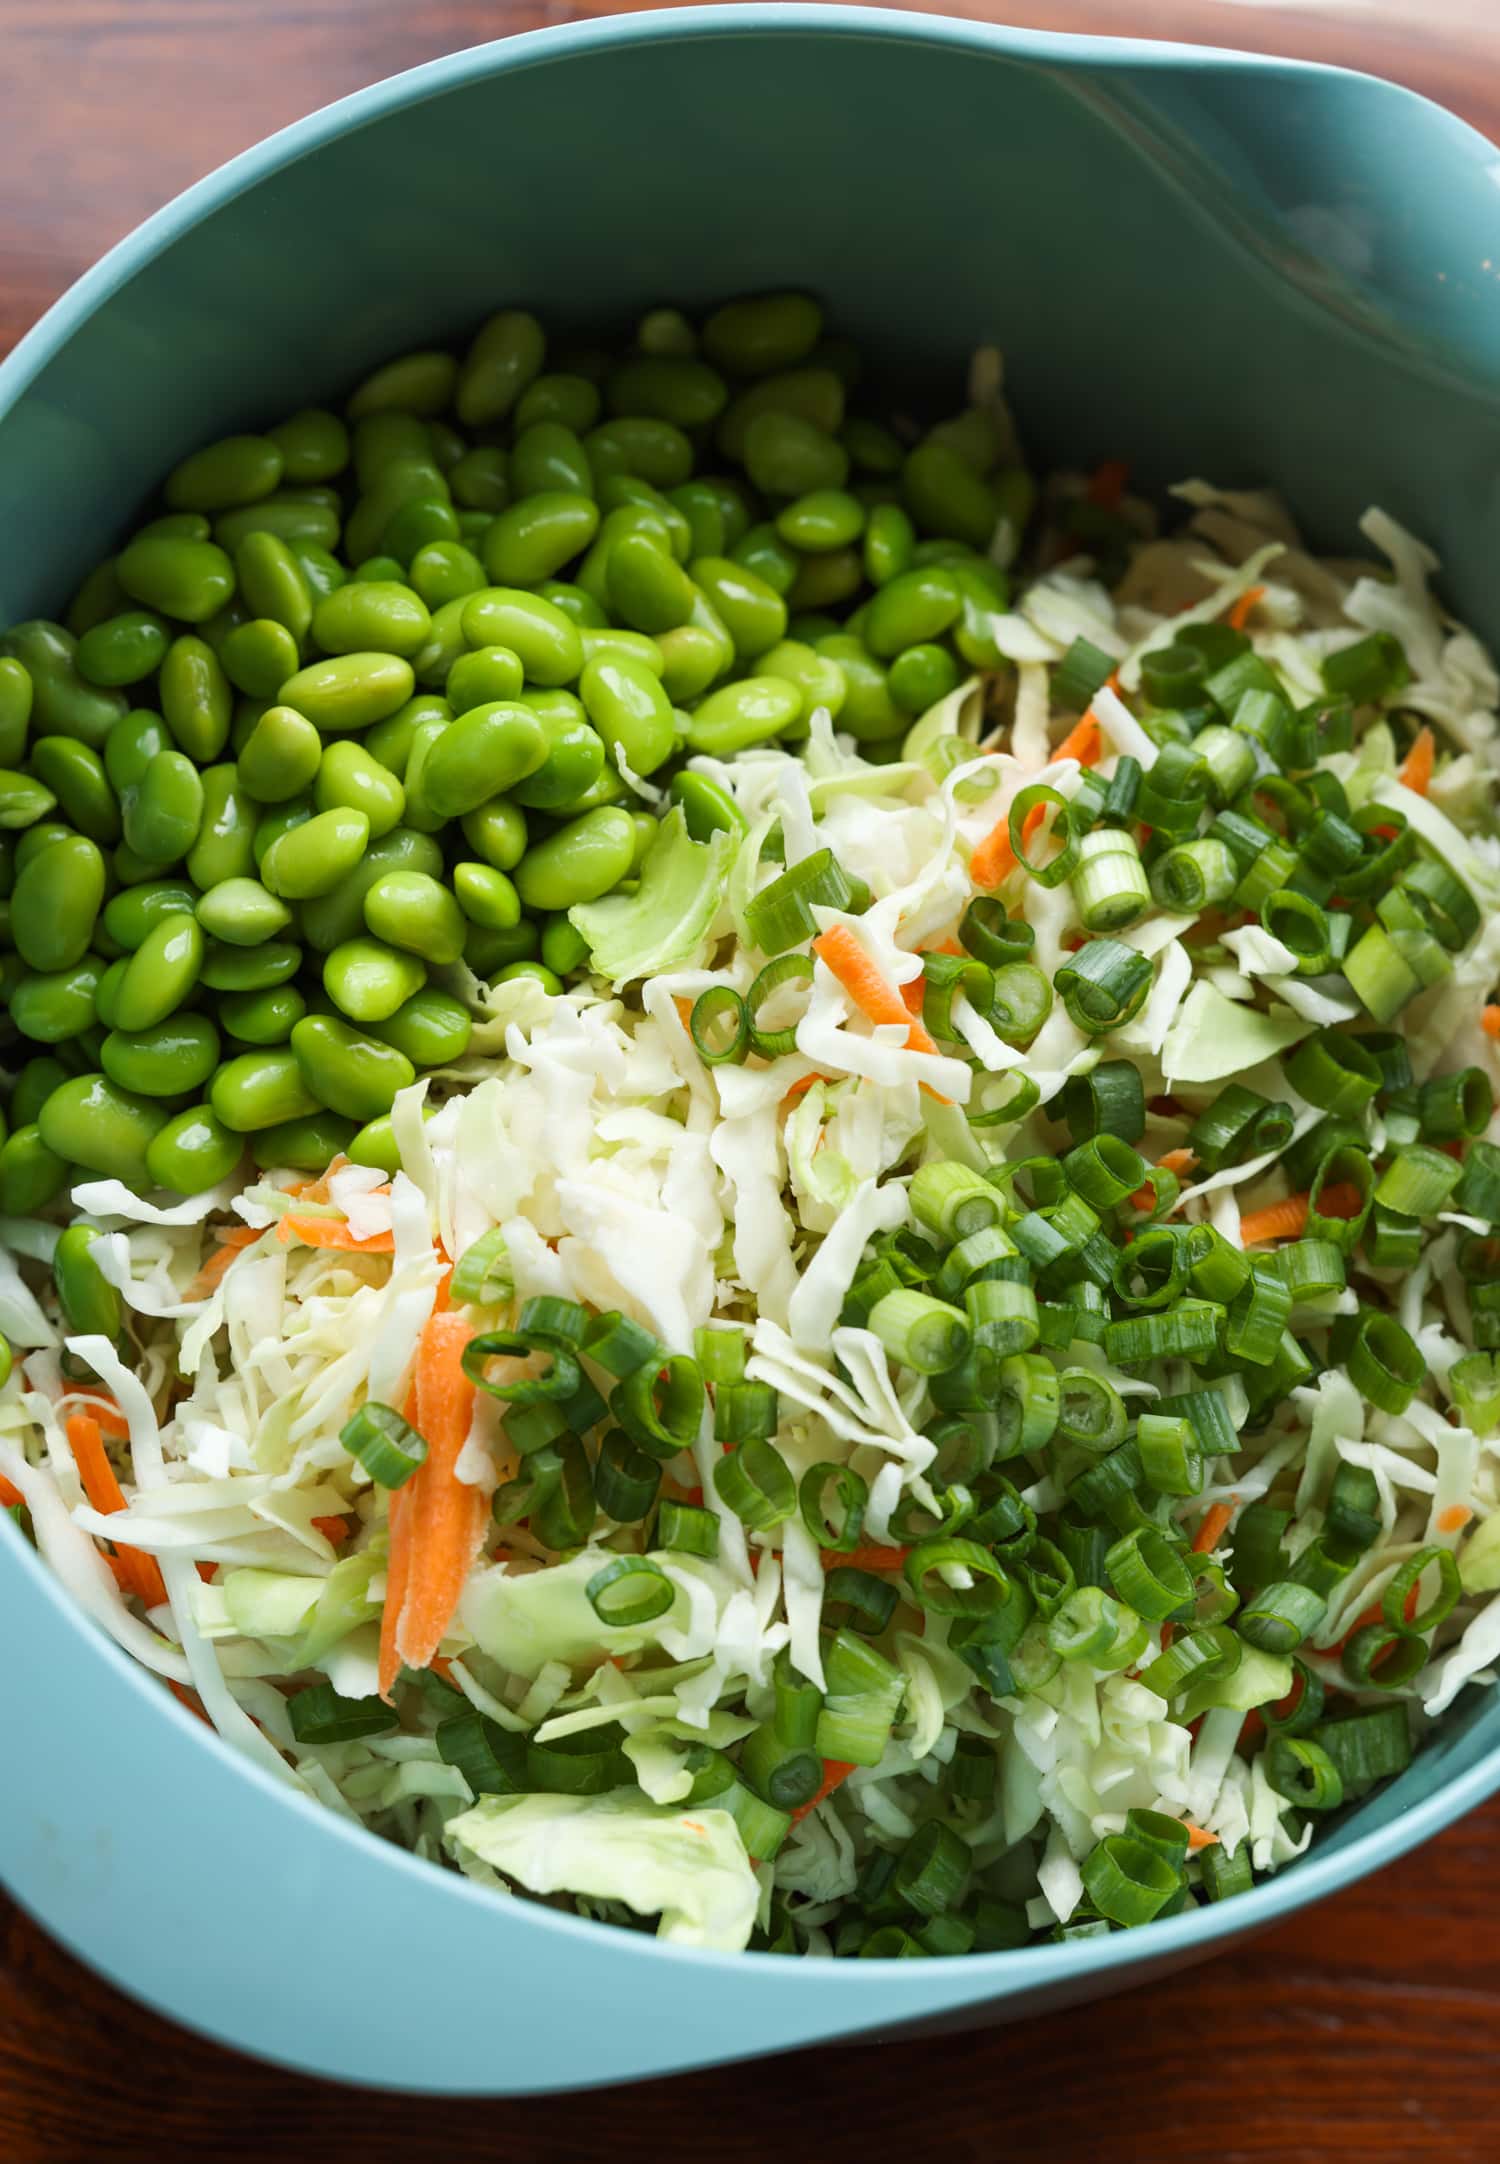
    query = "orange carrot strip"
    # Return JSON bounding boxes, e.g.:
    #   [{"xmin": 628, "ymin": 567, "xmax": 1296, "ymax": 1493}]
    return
[
  {"xmin": 1186, "ymin": 1824, "xmax": 1219, "ymax": 1852},
  {"xmin": 790, "ymin": 1758, "xmax": 858, "ymax": 1826},
  {"xmin": 69, "ymin": 1393, "xmax": 131, "ymax": 1439},
  {"xmin": 0, "ymin": 1473, "xmax": 23, "ymax": 1510},
  {"xmin": 393, "ymin": 1309, "xmax": 487, "ymax": 1679},
  {"xmin": 899, "ymin": 975, "xmax": 926, "ymax": 1016},
  {"xmin": 277, "ymin": 1216, "xmax": 395, "ymax": 1253},
  {"xmin": 1483, "ymin": 1005, "xmax": 1500, "ymax": 1039},
  {"xmin": 811, "ymin": 926, "xmax": 947, "ymax": 1092},
  {"xmin": 1127, "ymin": 1147, "xmax": 1196, "ymax": 1213},
  {"xmin": 781, "ymin": 1073, "xmax": 826, "ymax": 1106},
  {"xmin": 1226, "ymin": 585, "xmax": 1265, "ymax": 634},
  {"xmin": 168, "ymin": 1679, "xmax": 210, "ymax": 1725},
  {"xmin": 1399, "ymin": 724, "xmax": 1435, "ymax": 796},
  {"xmin": 1239, "ymin": 1181, "xmax": 1364, "ymax": 1248},
  {"xmin": 1332, "ymin": 1579, "xmax": 1423, "ymax": 1656},
  {"xmin": 184, "ymin": 1224, "xmax": 262, "ymax": 1299},
  {"xmin": 66, "ymin": 1413, "xmax": 168, "ymax": 1609},
  {"xmin": 1053, "ymin": 710, "xmax": 1103, "ymax": 768},
  {"xmin": 1192, "ymin": 1502, "xmax": 1235, "ymax": 1555},
  {"xmin": 820, "ymin": 1544, "xmax": 911, "ymax": 1573},
  {"xmin": 969, "ymin": 814, "xmax": 1020, "ymax": 891},
  {"xmin": 1436, "ymin": 1504, "xmax": 1473, "ymax": 1535},
  {"xmin": 312, "ymin": 1514, "xmax": 350, "ymax": 1545}
]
